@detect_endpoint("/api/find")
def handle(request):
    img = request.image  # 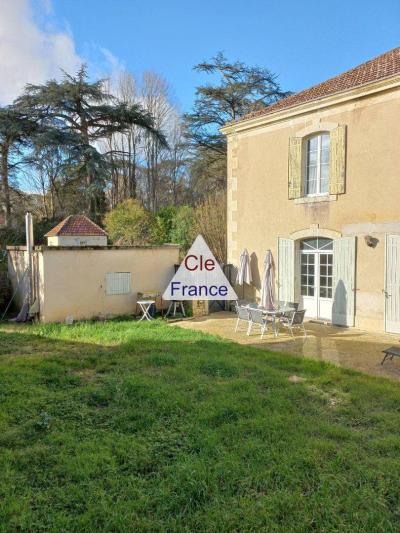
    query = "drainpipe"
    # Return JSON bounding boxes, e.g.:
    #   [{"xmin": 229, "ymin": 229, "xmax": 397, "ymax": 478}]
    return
[{"xmin": 25, "ymin": 212, "xmax": 34, "ymax": 307}]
